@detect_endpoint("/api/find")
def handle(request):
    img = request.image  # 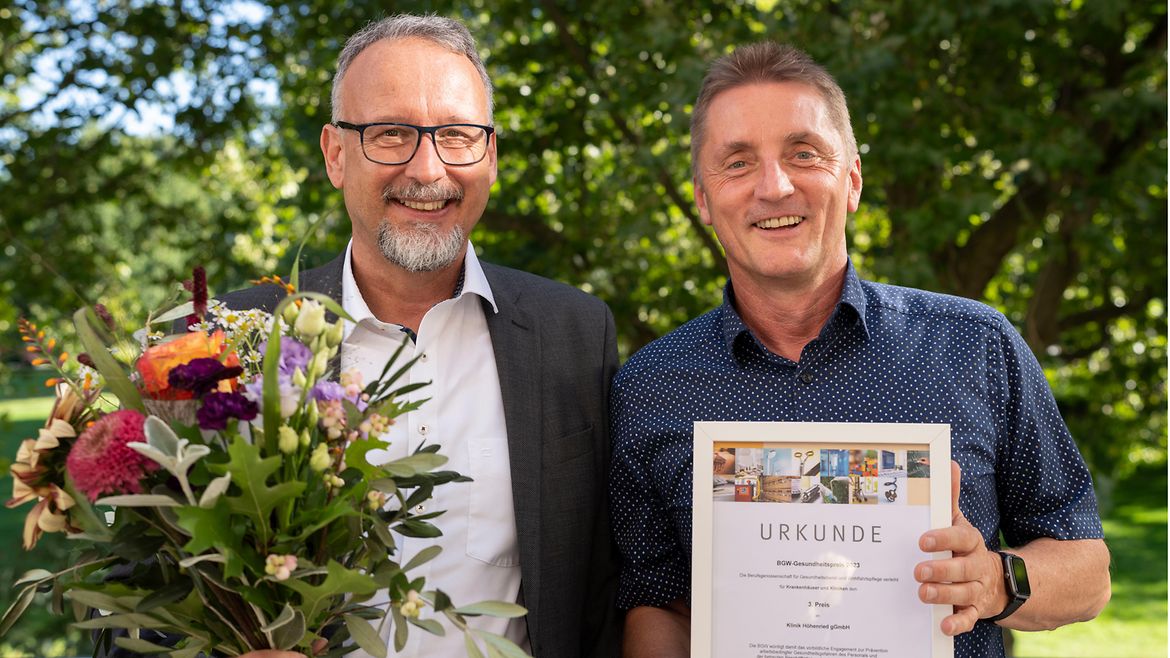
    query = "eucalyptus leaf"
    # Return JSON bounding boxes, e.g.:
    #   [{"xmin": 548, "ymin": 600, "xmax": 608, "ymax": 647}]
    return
[
  {"xmin": 73, "ymin": 612, "xmax": 167, "ymax": 630},
  {"xmin": 151, "ymin": 301, "xmax": 195, "ymax": 325},
  {"xmin": 136, "ymin": 580, "xmax": 193, "ymax": 612},
  {"xmin": 452, "ymin": 601, "xmax": 527, "ymax": 618},
  {"xmin": 407, "ymin": 617, "xmax": 444, "ymax": 636},
  {"xmin": 96, "ymin": 494, "xmax": 183, "ymax": 507},
  {"xmin": 12, "ymin": 569, "xmax": 54, "ymax": 588},
  {"xmin": 65, "ymin": 589, "xmax": 135, "ymax": 614},
  {"xmin": 464, "ymin": 633, "xmax": 487, "ymax": 658},
  {"xmin": 402, "ymin": 545, "xmax": 442, "ymax": 572},
  {"xmin": 113, "ymin": 637, "xmax": 175, "ymax": 653},
  {"xmin": 478, "ymin": 630, "xmax": 532, "ymax": 658},
  {"xmin": 345, "ymin": 614, "xmax": 388, "ymax": 658},
  {"xmin": 0, "ymin": 585, "xmax": 37, "ymax": 637}
]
